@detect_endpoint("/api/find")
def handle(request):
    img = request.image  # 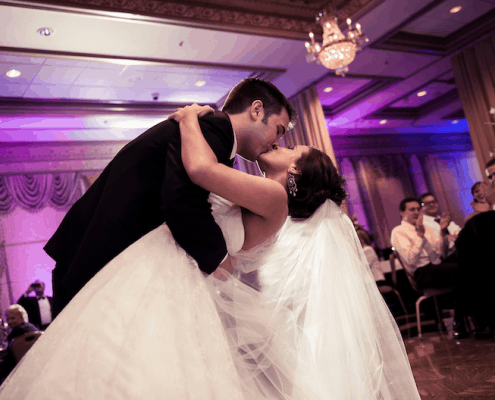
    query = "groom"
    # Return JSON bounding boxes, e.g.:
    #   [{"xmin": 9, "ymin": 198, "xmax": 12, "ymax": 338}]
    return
[{"xmin": 44, "ymin": 78, "xmax": 296, "ymax": 317}]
